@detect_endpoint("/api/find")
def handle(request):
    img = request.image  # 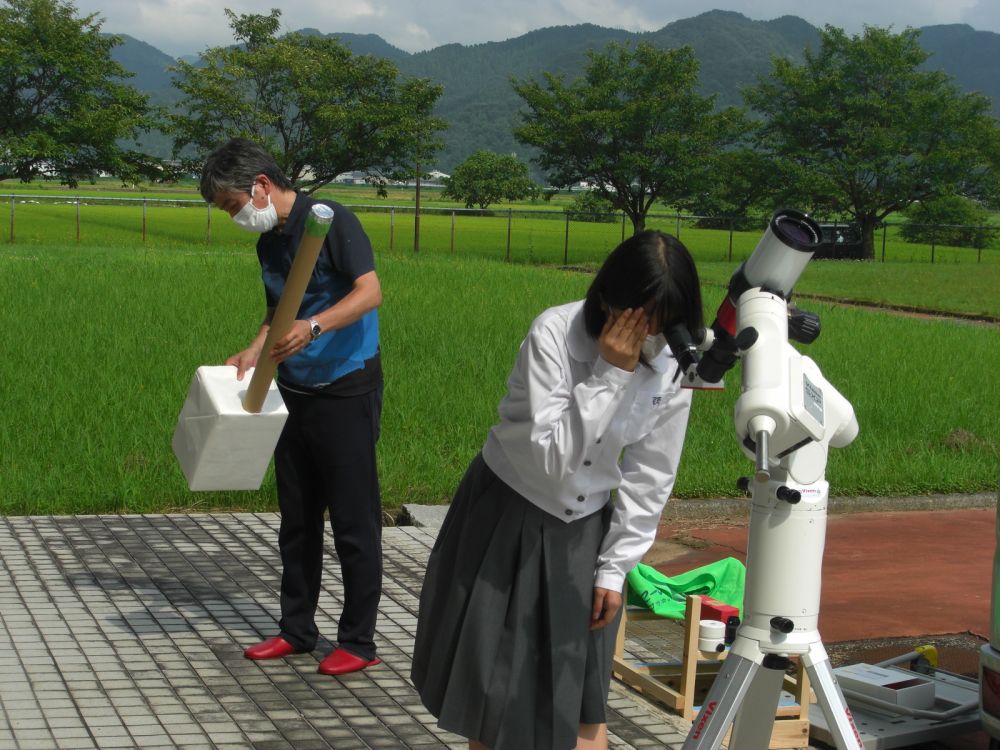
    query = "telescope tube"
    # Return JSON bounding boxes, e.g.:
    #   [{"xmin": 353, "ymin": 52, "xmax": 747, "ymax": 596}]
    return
[{"xmin": 695, "ymin": 209, "xmax": 821, "ymax": 384}]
